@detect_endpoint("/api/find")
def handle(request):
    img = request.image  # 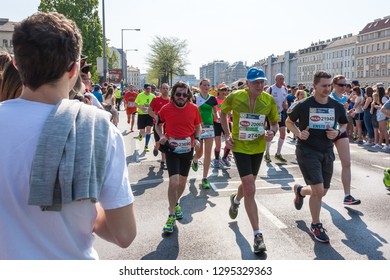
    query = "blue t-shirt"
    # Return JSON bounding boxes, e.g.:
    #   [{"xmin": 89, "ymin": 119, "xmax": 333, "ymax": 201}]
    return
[
  {"xmin": 330, "ymin": 92, "xmax": 347, "ymax": 105},
  {"xmin": 91, "ymin": 90, "xmax": 103, "ymax": 102}
]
